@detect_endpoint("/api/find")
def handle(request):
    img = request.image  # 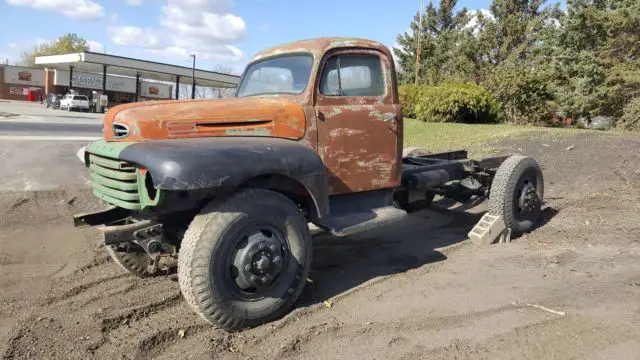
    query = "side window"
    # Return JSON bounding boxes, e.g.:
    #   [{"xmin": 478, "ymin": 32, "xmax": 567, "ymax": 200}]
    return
[{"xmin": 319, "ymin": 54, "xmax": 385, "ymax": 97}]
